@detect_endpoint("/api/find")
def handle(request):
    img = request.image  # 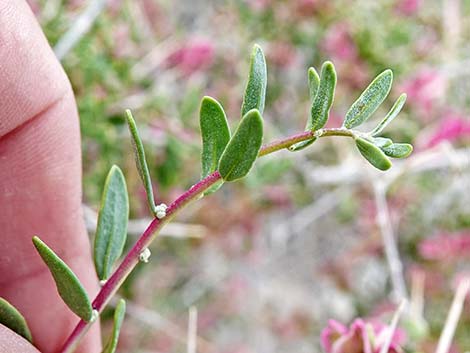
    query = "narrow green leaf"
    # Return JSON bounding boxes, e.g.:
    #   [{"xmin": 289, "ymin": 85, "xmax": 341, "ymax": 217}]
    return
[
  {"xmin": 32, "ymin": 236, "xmax": 93, "ymax": 321},
  {"xmin": 200, "ymin": 96, "xmax": 231, "ymax": 179},
  {"xmin": 289, "ymin": 63, "xmax": 335, "ymax": 152},
  {"xmin": 0, "ymin": 298, "xmax": 32, "ymax": 342},
  {"xmin": 381, "ymin": 143, "xmax": 413, "ymax": 158},
  {"xmin": 102, "ymin": 299, "xmax": 126, "ymax": 353},
  {"xmin": 308, "ymin": 67, "xmax": 320, "ymax": 101},
  {"xmin": 371, "ymin": 137, "xmax": 393, "ymax": 148},
  {"xmin": 218, "ymin": 109, "xmax": 263, "ymax": 181},
  {"xmin": 355, "ymin": 137, "xmax": 392, "ymax": 171},
  {"xmin": 94, "ymin": 165, "xmax": 129, "ymax": 281},
  {"xmin": 241, "ymin": 44, "xmax": 267, "ymax": 116},
  {"xmin": 371, "ymin": 93, "xmax": 407, "ymax": 136},
  {"xmin": 310, "ymin": 61, "xmax": 336, "ymax": 131},
  {"xmin": 287, "ymin": 137, "xmax": 317, "ymax": 152},
  {"xmin": 125, "ymin": 110, "xmax": 157, "ymax": 215},
  {"xmin": 344, "ymin": 69, "xmax": 393, "ymax": 129}
]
